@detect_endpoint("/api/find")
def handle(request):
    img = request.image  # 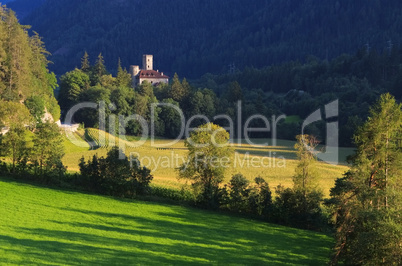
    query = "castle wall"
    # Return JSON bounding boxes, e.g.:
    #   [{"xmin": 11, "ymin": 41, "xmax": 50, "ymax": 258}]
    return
[{"xmin": 139, "ymin": 77, "xmax": 169, "ymax": 85}]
